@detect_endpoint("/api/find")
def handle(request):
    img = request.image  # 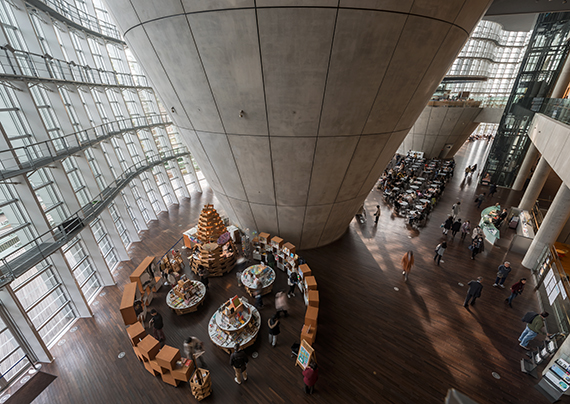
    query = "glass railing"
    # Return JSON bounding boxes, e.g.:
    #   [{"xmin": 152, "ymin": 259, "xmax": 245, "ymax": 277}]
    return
[
  {"xmin": 0, "ymin": 147, "xmax": 190, "ymax": 285},
  {"xmin": 0, "ymin": 113, "xmax": 172, "ymax": 179},
  {"xmin": 34, "ymin": 0, "xmax": 121, "ymax": 41},
  {"xmin": 428, "ymin": 93, "xmax": 508, "ymax": 109},
  {"xmin": 0, "ymin": 47, "xmax": 149, "ymax": 88},
  {"xmin": 540, "ymin": 98, "xmax": 570, "ymax": 126}
]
